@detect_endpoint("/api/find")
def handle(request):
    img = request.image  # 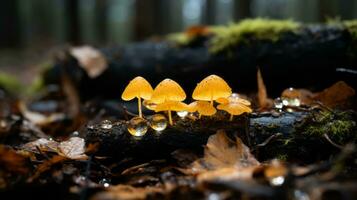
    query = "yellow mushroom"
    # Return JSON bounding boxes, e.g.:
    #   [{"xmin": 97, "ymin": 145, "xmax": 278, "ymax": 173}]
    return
[
  {"xmin": 151, "ymin": 79, "xmax": 186, "ymax": 125},
  {"xmin": 192, "ymin": 74, "xmax": 232, "ymax": 106},
  {"xmin": 121, "ymin": 76, "xmax": 154, "ymax": 118},
  {"xmin": 217, "ymin": 101, "xmax": 252, "ymax": 121},
  {"xmin": 187, "ymin": 101, "xmax": 216, "ymax": 118}
]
